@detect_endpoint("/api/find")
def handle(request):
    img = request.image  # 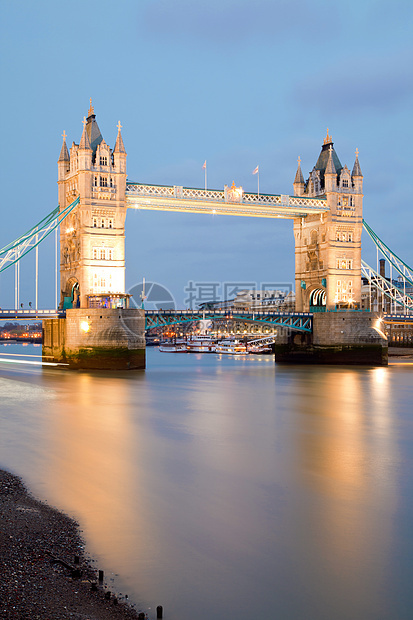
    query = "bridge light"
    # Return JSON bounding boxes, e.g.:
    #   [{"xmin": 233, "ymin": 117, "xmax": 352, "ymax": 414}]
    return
[
  {"xmin": 66, "ymin": 227, "xmax": 75, "ymax": 234},
  {"xmin": 80, "ymin": 321, "xmax": 90, "ymax": 333}
]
